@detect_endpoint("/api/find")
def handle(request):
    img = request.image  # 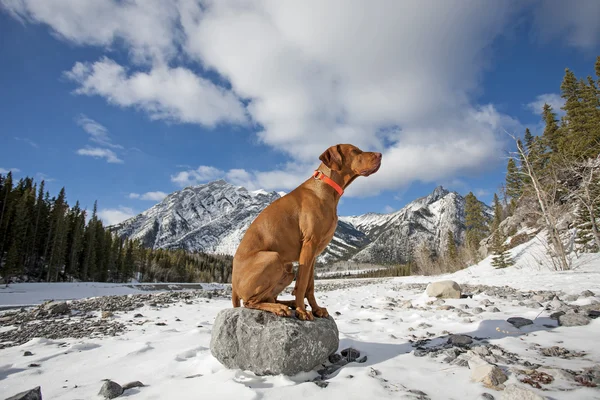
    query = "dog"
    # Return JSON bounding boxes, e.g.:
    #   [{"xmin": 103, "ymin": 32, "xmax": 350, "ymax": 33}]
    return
[{"xmin": 231, "ymin": 144, "xmax": 382, "ymax": 320}]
